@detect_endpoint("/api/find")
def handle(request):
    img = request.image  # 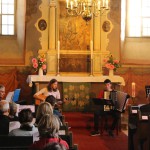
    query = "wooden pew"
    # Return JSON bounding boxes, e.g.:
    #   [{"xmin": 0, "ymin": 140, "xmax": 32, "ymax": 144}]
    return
[
  {"xmin": 128, "ymin": 105, "xmax": 150, "ymax": 150},
  {"xmin": 0, "ymin": 136, "xmax": 33, "ymax": 150}
]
